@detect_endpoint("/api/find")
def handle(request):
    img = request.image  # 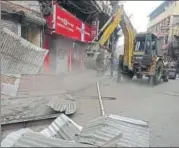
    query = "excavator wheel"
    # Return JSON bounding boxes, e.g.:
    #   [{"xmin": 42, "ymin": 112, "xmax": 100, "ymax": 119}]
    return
[{"xmin": 125, "ymin": 71, "xmax": 134, "ymax": 80}]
